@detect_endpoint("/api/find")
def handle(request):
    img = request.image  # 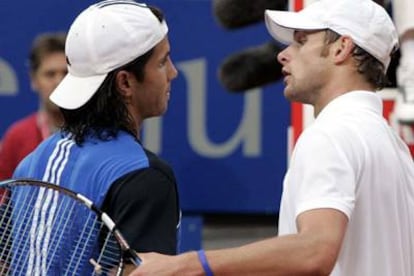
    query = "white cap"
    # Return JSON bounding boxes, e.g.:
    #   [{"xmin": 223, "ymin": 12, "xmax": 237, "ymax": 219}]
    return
[
  {"xmin": 265, "ymin": 0, "xmax": 398, "ymax": 71},
  {"xmin": 50, "ymin": 0, "xmax": 168, "ymax": 110}
]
